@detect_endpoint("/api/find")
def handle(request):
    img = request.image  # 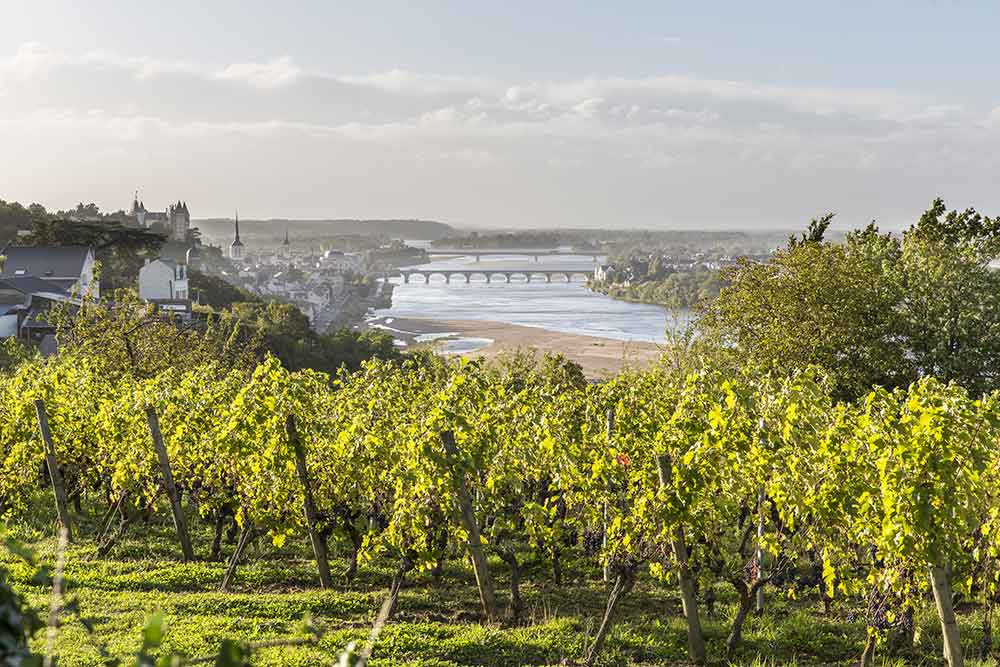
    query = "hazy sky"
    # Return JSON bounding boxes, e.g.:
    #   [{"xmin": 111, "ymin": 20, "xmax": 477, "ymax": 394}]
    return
[{"xmin": 2, "ymin": 1, "xmax": 999, "ymax": 229}]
